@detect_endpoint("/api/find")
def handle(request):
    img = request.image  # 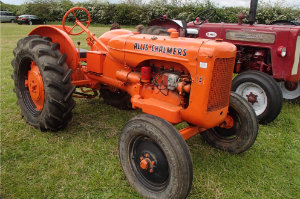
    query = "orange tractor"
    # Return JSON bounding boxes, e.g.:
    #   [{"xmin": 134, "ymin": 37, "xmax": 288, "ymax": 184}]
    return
[{"xmin": 12, "ymin": 7, "xmax": 258, "ymax": 198}]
